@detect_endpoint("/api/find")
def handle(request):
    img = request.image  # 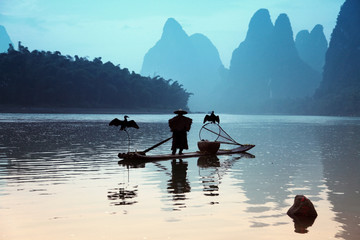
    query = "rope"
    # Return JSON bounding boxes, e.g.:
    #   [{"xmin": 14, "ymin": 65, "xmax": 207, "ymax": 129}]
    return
[{"xmin": 200, "ymin": 123, "xmax": 243, "ymax": 146}]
